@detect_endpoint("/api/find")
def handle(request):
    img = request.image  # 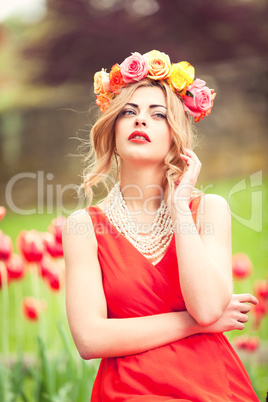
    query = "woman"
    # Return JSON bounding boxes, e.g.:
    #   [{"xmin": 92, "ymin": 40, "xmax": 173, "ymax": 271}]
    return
[{"xmin": 63, "ymin": 51, "xmax": 260, "ymax": 401}]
